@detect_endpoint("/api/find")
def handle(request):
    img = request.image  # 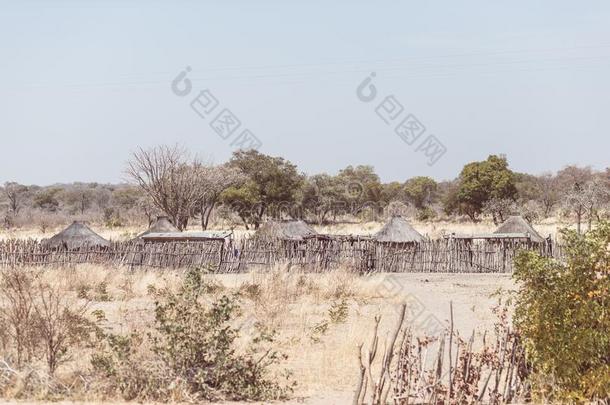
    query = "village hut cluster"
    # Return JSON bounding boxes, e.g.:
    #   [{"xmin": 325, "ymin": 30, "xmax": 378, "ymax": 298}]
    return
[
  {"xmin": 42, "ymin": 214, "xmax": 548, "ymax": 250},
  {"xmin": 22, "ymin": 214, "xmax": 553, "ymax": 273}
]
